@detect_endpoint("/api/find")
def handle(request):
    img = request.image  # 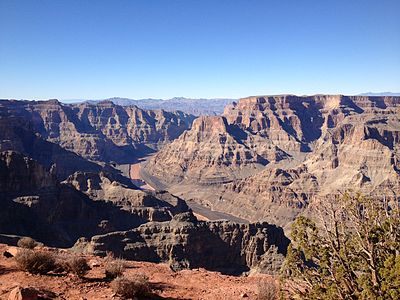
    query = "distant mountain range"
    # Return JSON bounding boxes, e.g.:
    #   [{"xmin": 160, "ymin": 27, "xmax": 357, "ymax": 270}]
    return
[
  {"xmin": 357, "ymin": 92, "xmax": 400, "ymax": 96},
  {"xmin": 84, "ymin": 97, "xmax": 236, "ymax": 116},
  {"xmin": 66, "ymin": 93, "xmax": 400, "ymax": 115}
]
